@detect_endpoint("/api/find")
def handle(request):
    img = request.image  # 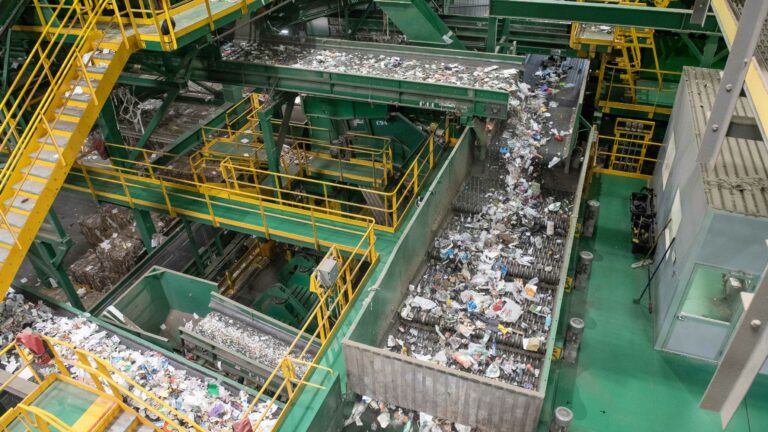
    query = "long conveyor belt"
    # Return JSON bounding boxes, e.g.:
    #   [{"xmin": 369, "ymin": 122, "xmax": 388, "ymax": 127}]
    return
[
  {"xmin": 125, "ymin": 37, "xmax": 525, "ymax": 119},
  {"xmin": 180, "ymin": 293, "xmax": 320, "ymax": 394}
]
